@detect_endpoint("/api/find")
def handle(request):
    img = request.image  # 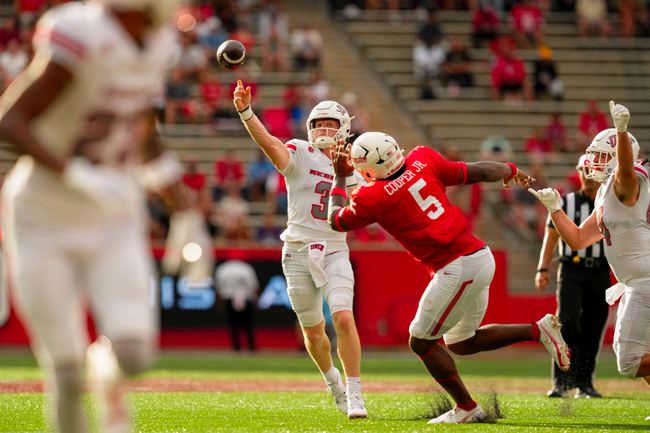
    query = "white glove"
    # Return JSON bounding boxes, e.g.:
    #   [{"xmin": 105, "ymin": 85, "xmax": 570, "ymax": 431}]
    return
[
  {"xmin": 162, "ymin": 209, "xmax": 214, "ymax": 284},
  {"xmin": 609, "ymin": 100, "xmax": 630, "ymax": 132},
  {"xmin": 63, "ymin": 158, "xmax": 139, "ymax": 212},
  {"xmin": 528, "ymin": 188, "xmax": 562, "ymax": 213}
]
